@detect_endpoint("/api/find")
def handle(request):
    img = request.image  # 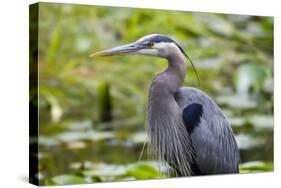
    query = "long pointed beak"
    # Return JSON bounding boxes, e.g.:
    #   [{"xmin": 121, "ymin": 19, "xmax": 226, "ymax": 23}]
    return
[{"xmin": 90, "ymin": 42, "xmax": 144, "ymax": 57}]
